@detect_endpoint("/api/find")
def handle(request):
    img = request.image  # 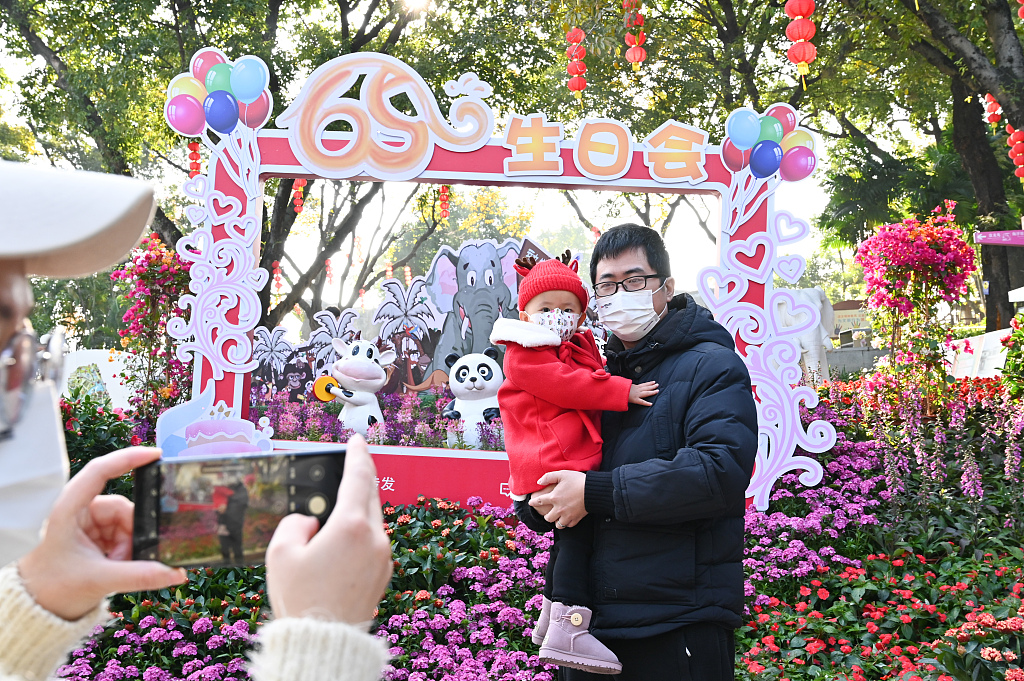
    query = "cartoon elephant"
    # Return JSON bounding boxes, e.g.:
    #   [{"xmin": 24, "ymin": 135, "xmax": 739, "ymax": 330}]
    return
[{"xmin": 422, "ymin": 239, "xmax": 520, "ymax": 376}]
